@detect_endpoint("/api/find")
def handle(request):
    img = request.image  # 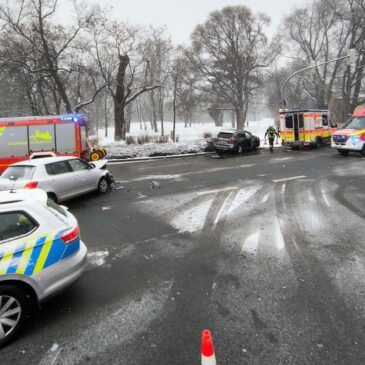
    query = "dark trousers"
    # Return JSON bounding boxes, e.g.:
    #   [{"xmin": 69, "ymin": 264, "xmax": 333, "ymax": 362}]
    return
[{"xmin": 268, "ymin": 138, "xmax": 274, "ymax": 152}]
